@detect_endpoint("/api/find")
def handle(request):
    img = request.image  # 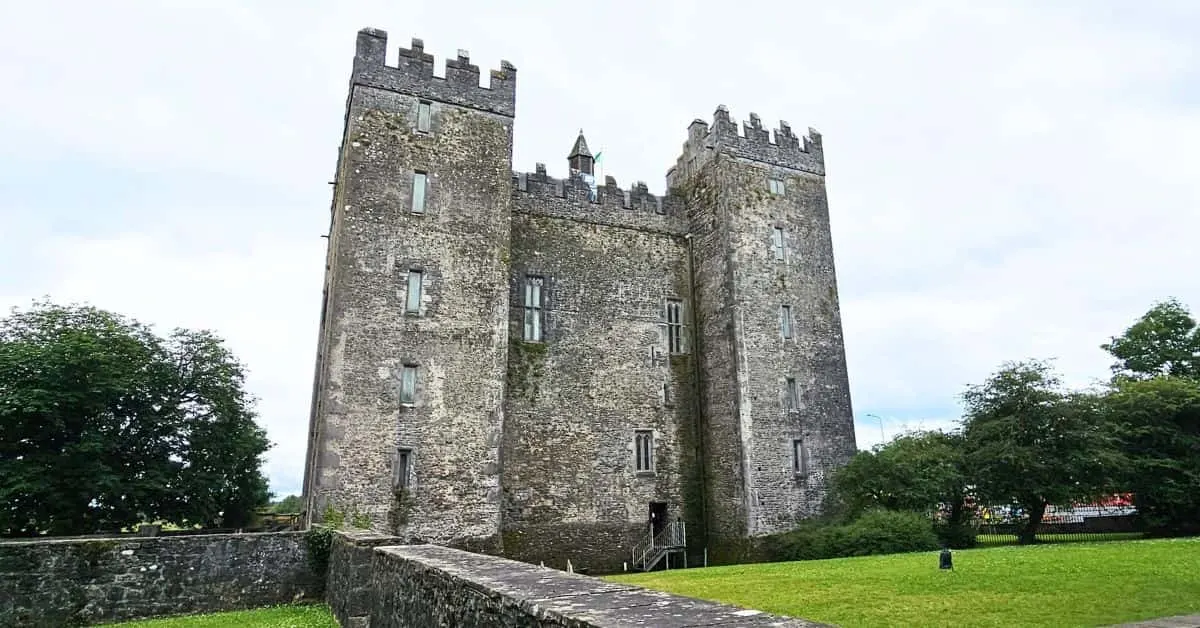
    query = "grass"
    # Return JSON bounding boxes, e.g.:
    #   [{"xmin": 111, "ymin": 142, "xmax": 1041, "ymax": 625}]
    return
[
  {"xmin": 607, "ymin": 537, "xmax": 1200, "ymax": 628},
  {"xmin": 104, "ymin": 604, "xmax": 337, "ymax": 627}
]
